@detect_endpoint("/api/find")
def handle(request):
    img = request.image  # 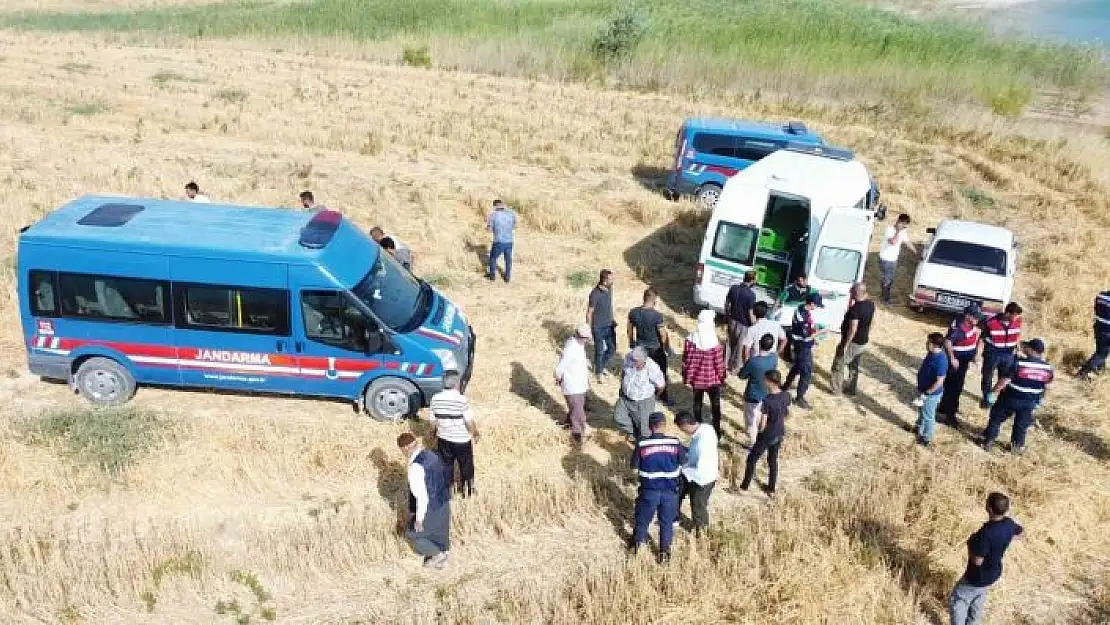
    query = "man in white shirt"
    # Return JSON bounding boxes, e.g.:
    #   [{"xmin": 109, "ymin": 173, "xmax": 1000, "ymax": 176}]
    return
[
  {"xmin": 742, "ymin": 301, "xmax": 787, "ymax": 362},
  {"xmin": 397, "ymin": 432, "xmax": 451, "ymax": 569},
  {"xmin": 676, "ymin": 411, "xmax": 718, "ymax": 534},
  {"xmin": 613, "ymin": 346, "xmax": 666, "ymax": 442},
  {"xmin": 427, "ymin": 371, "xmax": 479, "ymax": 497},
  {"xmin": 879, "ymin": 213, "xmax": 914, "ymax": 305},
  {"xmin": 184, "ymin": 181, "xmax": 210, "ymax": 203},
  {"xmin": 555, "ymin": 324, "xmax": 593, "ymax": 444}
]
